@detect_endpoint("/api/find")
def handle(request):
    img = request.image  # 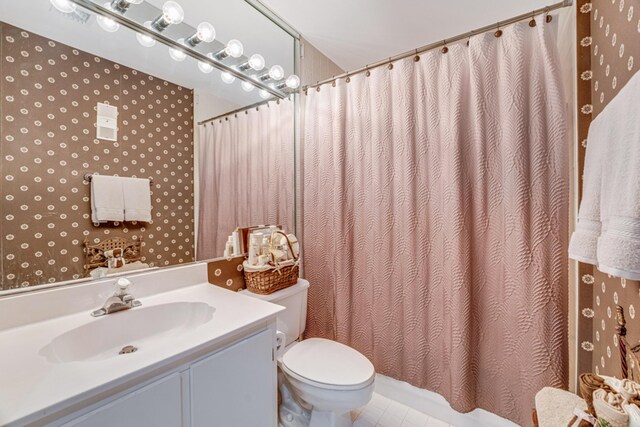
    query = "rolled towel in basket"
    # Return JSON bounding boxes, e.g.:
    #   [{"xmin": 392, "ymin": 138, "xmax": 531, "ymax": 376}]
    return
[
  {"xmin": 602, "ymin": 376, "xmax": 640, "ymax": 402},
  {"xmin": 593, "ymin": 388, "xmax": 629, "ymax": 427},
  {"xmin": 580, "ymin": 373, "xmax": 610, "ymax": 416}
]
